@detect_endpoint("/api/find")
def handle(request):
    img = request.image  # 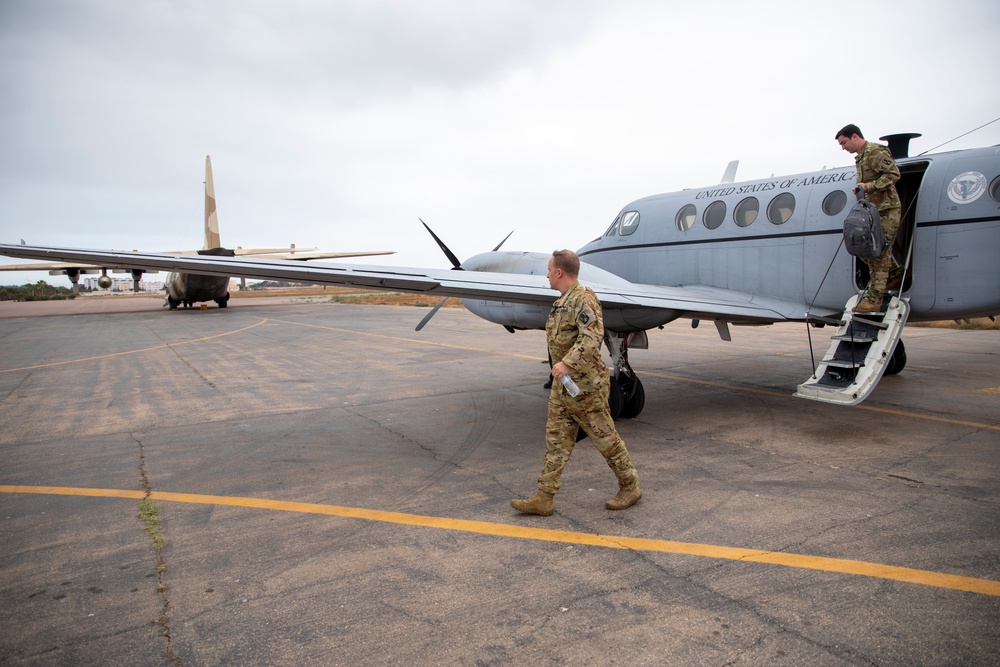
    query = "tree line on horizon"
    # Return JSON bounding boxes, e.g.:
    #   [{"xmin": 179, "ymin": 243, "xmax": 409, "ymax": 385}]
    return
[{"xmin": 0, "ymin": 280, "xmax": 77, "ymax": 301}]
